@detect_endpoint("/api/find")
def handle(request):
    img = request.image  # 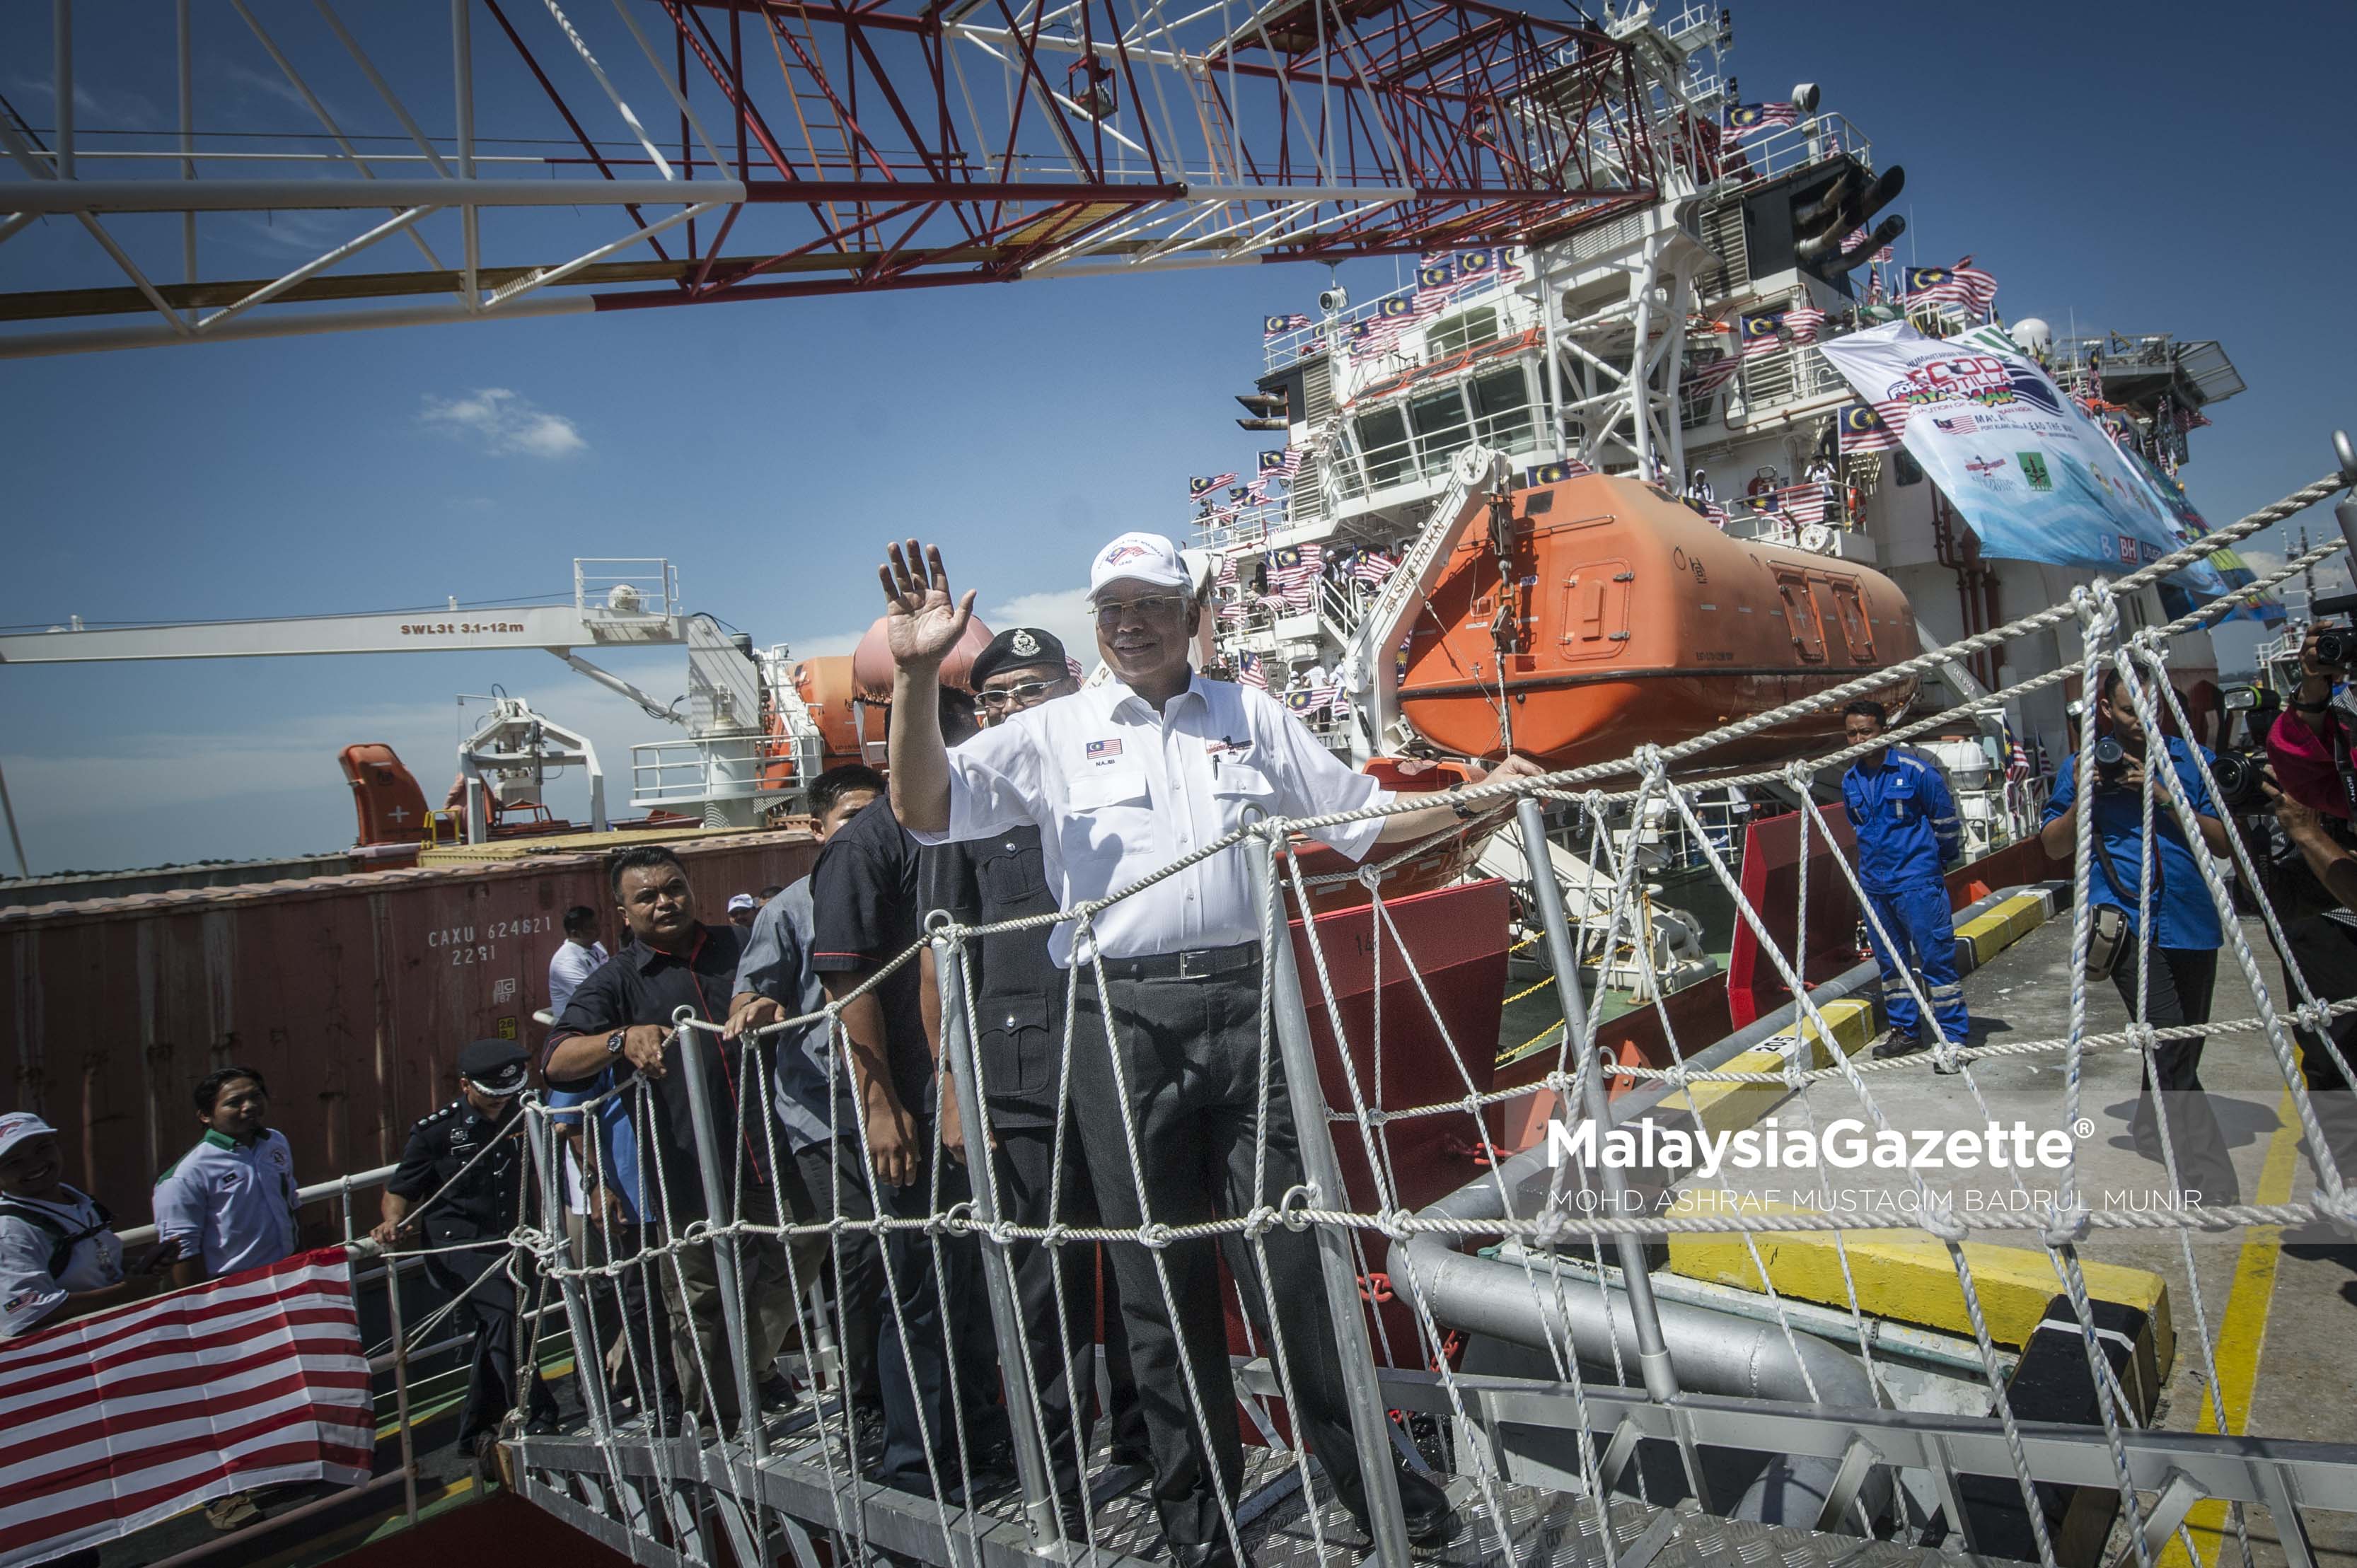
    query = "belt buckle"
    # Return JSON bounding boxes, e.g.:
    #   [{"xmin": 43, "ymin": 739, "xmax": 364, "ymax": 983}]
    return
[{"xmin": 1176, "ymin": 949, "xmax": 1205, "ymax": 980}]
